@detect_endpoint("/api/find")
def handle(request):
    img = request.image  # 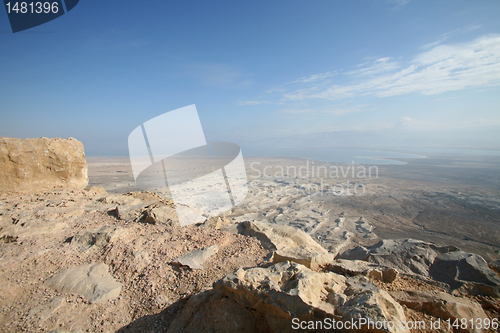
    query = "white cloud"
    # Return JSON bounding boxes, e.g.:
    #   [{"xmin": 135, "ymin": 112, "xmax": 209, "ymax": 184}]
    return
[
  {"xmin": 345, "ymin": 57, "xmax": 400, "ymax": 76},
  {"xmin": 421, "ymin": 25, "xmax": 481, "ymax": 50},
  {"xmin": 289, "ymin": 71, "xmax": 337, "ymax": 84},
  {"xmin": 283, "ymin": 34, "xmax": 500, "ymax": 101}
]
